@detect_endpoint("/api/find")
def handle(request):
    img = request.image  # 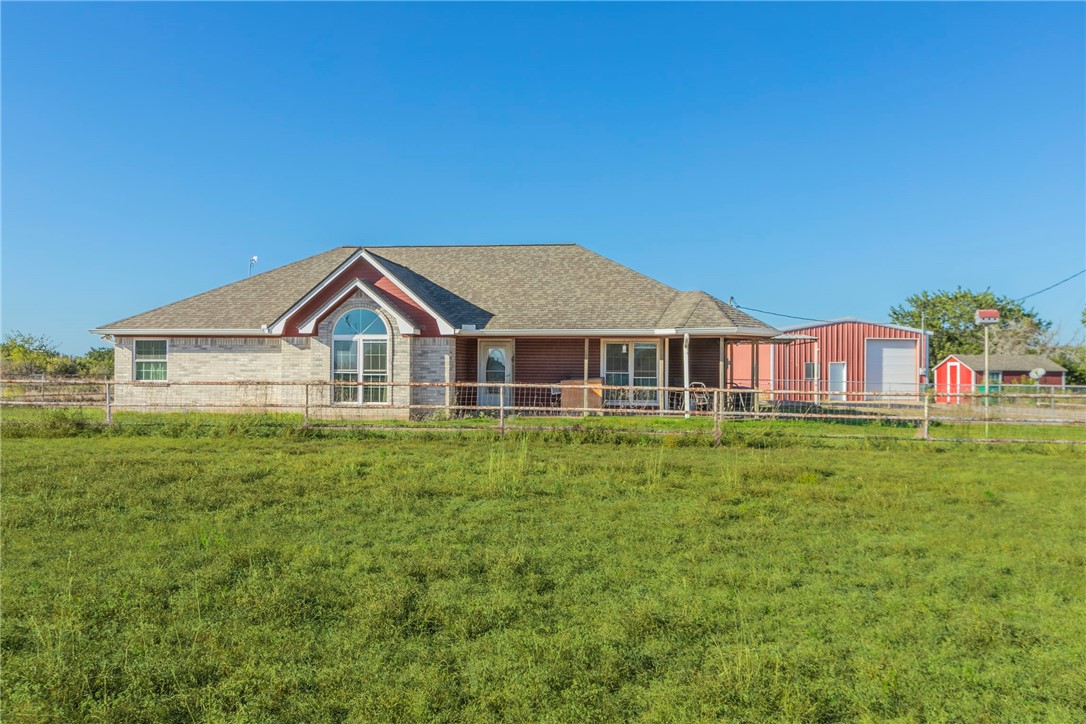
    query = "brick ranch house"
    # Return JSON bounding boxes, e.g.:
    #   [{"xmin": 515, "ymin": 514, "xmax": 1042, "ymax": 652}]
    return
[{"xmin": 92, "ymin": 244, "xmax": 779, "ymax": 417}]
